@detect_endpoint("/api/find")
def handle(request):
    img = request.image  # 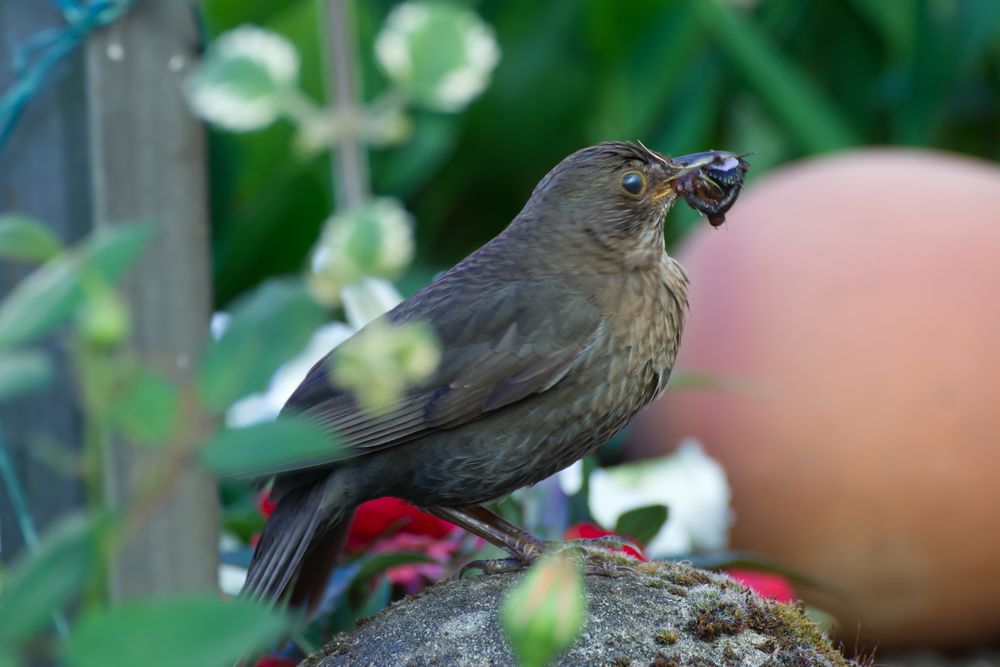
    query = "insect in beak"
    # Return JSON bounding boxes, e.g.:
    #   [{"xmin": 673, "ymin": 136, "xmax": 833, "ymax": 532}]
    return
[{"xmin": 670, "ymin": 151, "xmax": 751, "ymax": 227}]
